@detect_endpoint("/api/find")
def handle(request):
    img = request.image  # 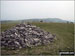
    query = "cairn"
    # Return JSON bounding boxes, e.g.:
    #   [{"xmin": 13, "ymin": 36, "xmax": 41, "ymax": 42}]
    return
[{"xmin": 1, "ymin": 23, "xmax": 56, "ymax": 49}]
